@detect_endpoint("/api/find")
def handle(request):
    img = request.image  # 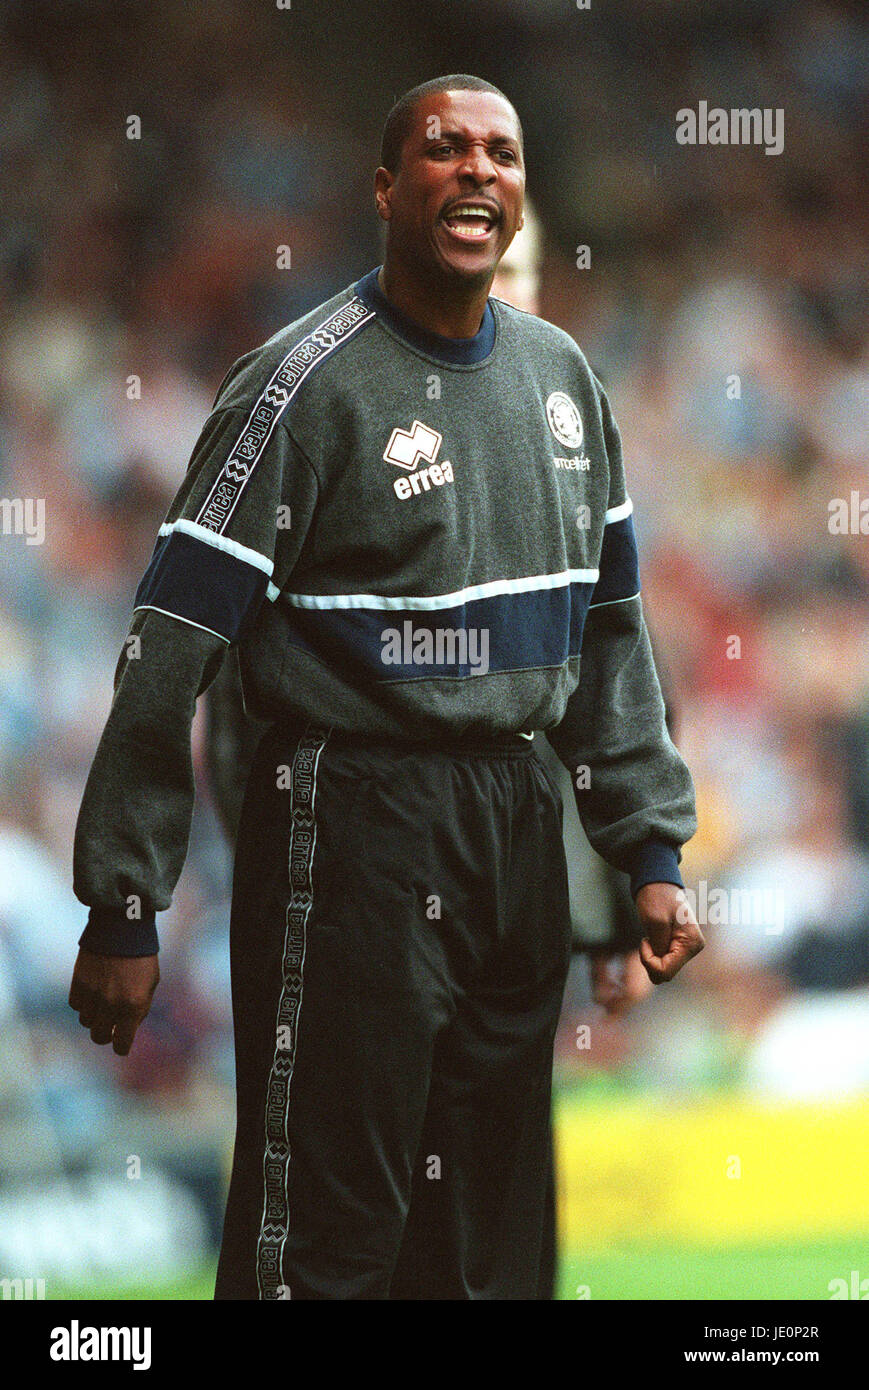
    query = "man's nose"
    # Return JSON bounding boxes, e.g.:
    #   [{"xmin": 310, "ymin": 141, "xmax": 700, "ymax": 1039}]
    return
[{"xmin": 456, "ymin": 144, "xmax": 497, "ymax": 183}]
